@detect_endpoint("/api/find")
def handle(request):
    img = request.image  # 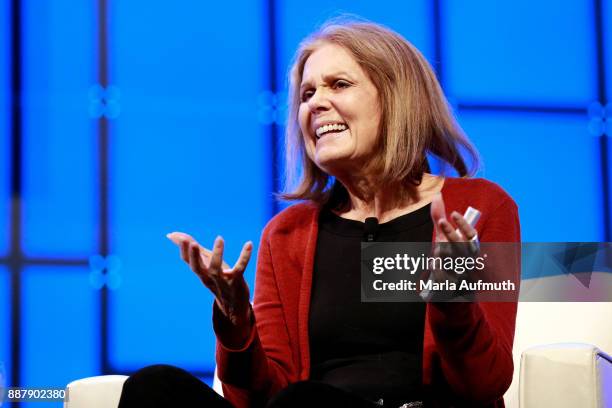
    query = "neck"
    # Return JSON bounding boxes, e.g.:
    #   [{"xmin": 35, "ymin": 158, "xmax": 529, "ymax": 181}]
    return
[{"xmin": 334, "ymin": 172, "xmax": 441, "ymax": 223}]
